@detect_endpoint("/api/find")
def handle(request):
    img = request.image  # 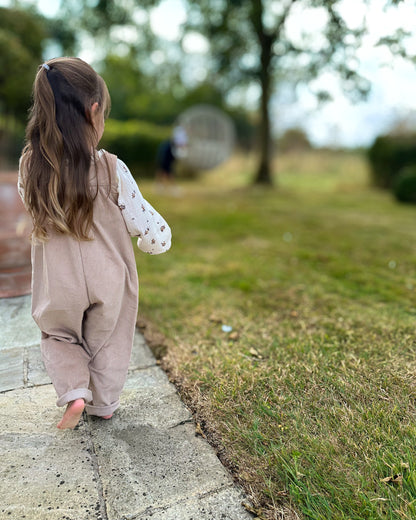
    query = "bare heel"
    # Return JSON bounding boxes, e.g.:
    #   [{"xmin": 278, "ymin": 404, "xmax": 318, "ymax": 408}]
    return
[{"xmin": 57, "ymin": 399, "xmax": 85, "ymax": 429}]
